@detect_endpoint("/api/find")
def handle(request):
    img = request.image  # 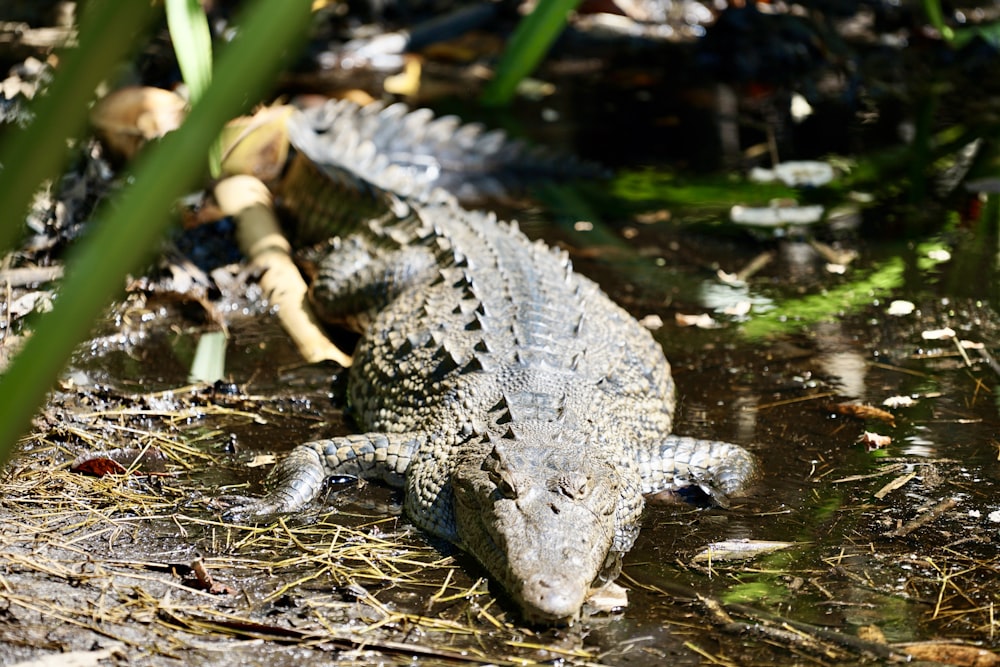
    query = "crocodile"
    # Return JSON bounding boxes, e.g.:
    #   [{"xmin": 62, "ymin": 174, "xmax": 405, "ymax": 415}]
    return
[{"xmin": 231, "ymin": 101, "xmax": 756, "ymax": 625}]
